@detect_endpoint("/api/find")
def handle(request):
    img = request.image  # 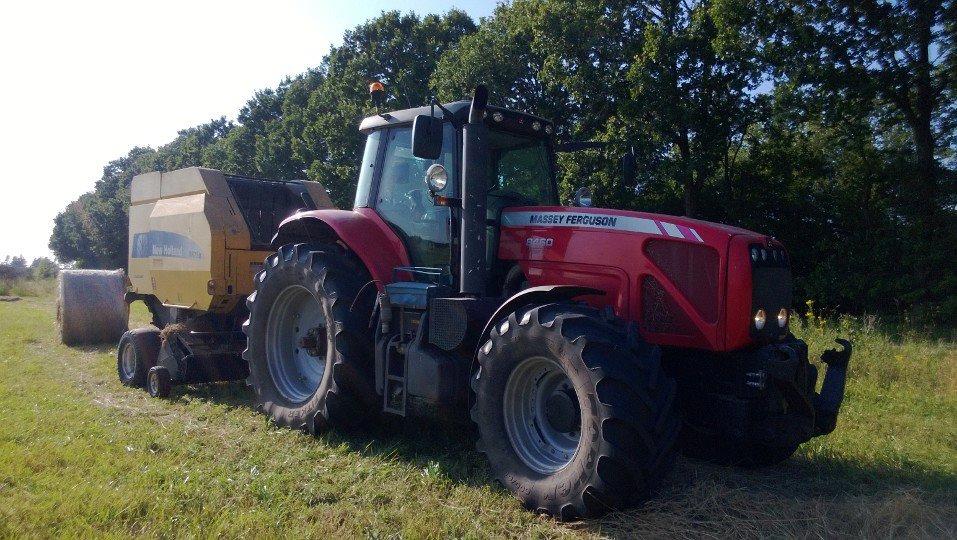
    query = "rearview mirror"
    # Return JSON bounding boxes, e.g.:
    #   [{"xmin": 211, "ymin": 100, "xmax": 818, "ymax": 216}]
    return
[
  {"xmin": 412, "ymin": 115, "xmax": 442, "ymax": 159},
  {"xmin": 573, "ymin": 186, "xmax": 593, "ymax": 207}
]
